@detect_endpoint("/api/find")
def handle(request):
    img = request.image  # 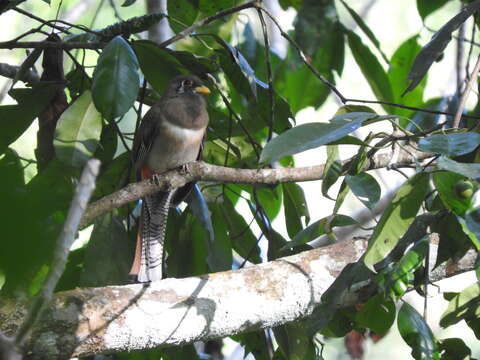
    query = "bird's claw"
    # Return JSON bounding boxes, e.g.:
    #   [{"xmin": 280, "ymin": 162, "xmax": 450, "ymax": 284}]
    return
[
  {"xmin": 180, "ymin": 163, "xmax": 190, "ymax": 175},
  {"xmin": 152, "ymin": 173, "xmax": 162, "ymax": 186}
]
